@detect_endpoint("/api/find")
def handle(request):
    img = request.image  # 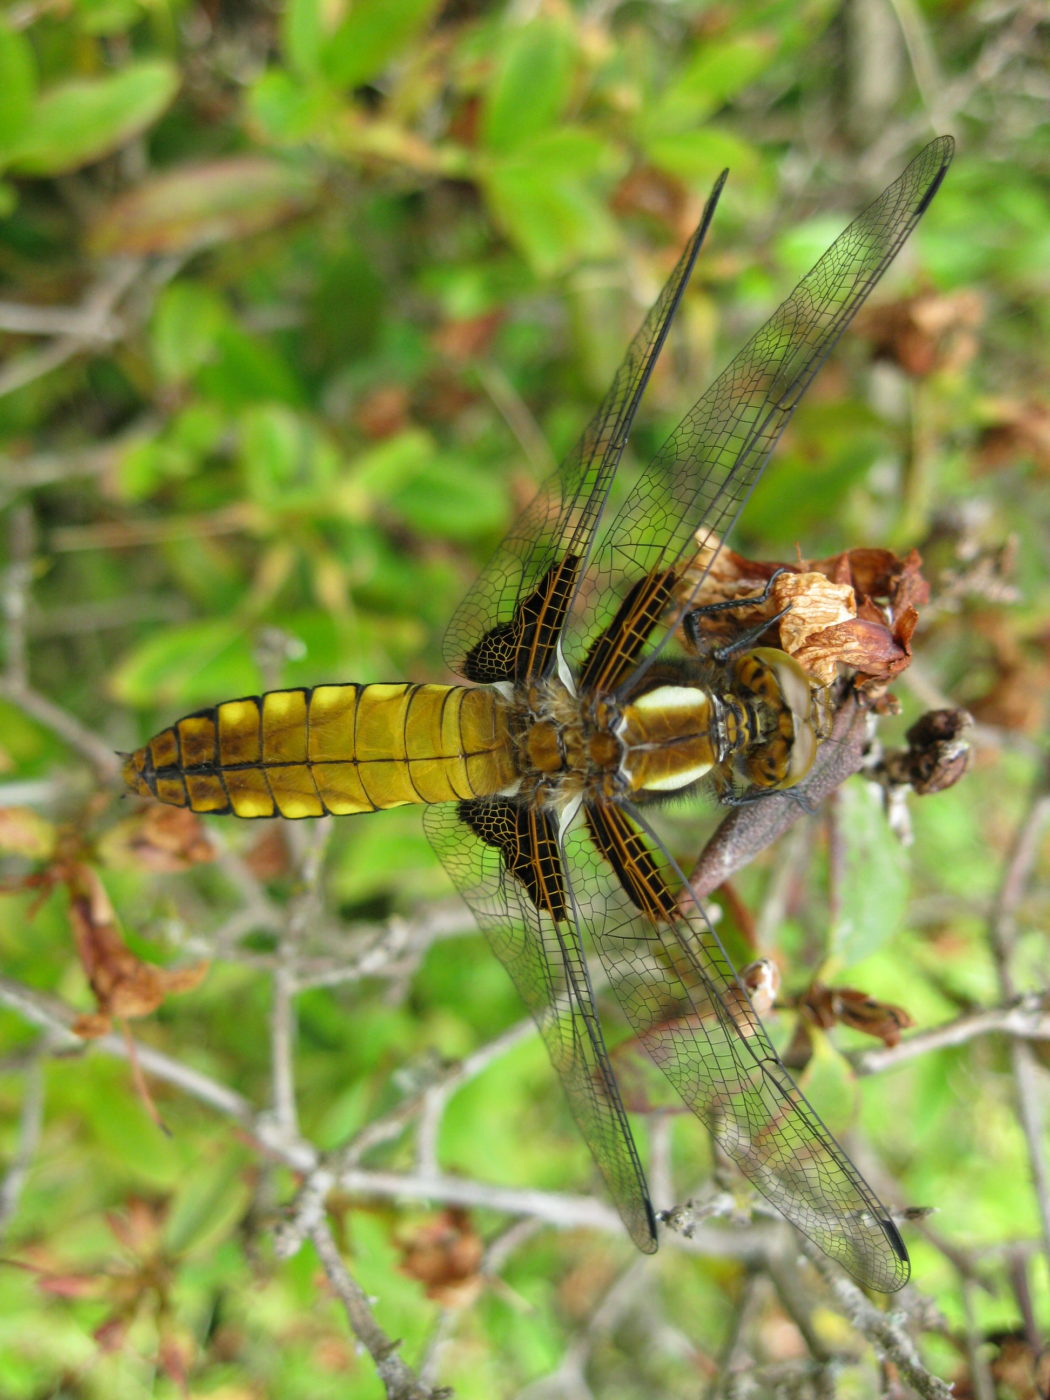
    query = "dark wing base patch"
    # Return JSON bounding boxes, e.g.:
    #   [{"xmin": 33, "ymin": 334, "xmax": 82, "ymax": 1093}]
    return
[
  {"xmin": 462, "ymin": 556, "xmax": 581, "ymax": 684},
  {"xmin": 458, "ymin": 798, "xmax": 568, "ymax": 922}
]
